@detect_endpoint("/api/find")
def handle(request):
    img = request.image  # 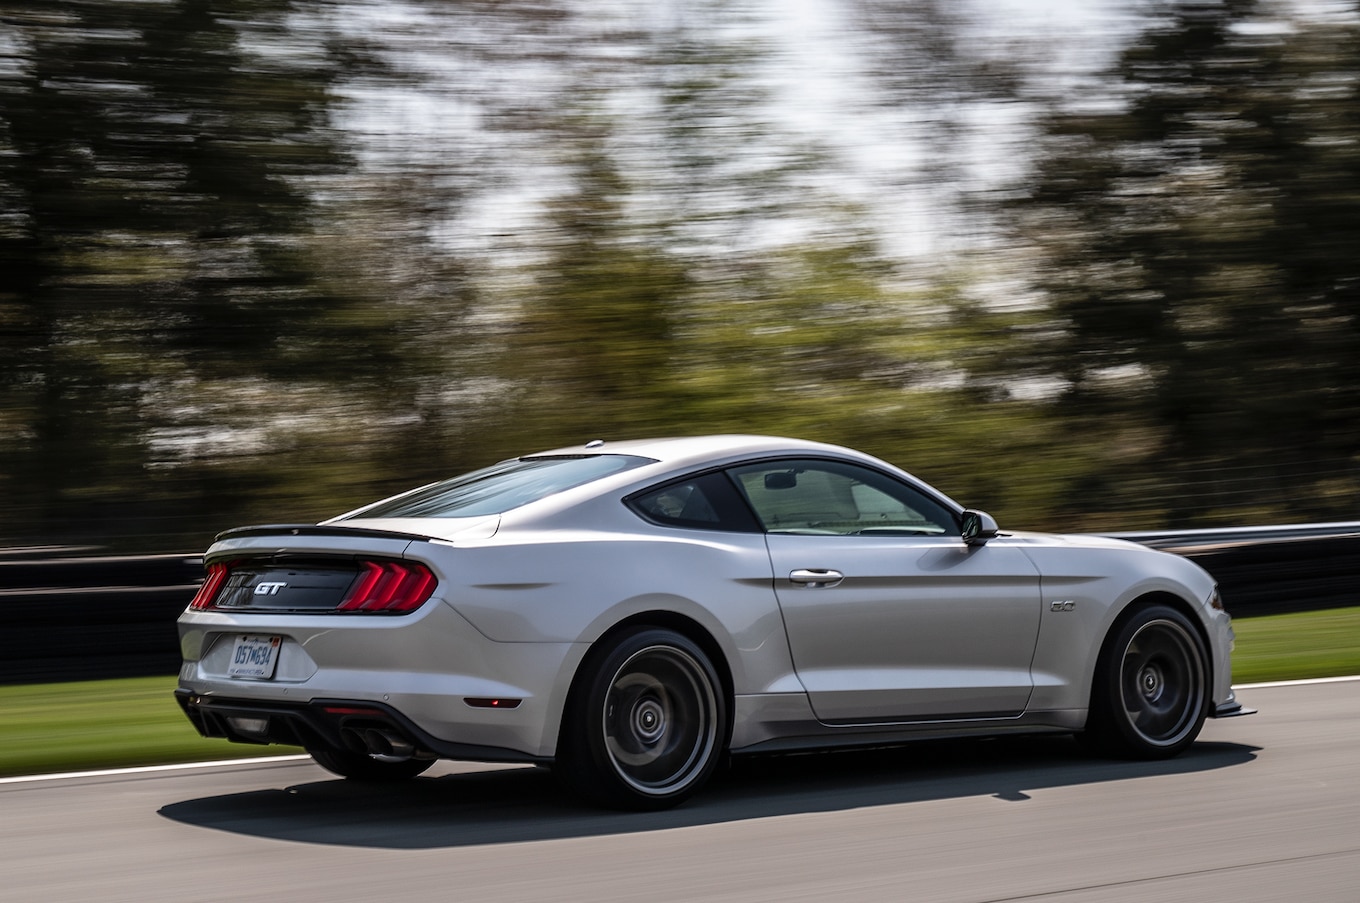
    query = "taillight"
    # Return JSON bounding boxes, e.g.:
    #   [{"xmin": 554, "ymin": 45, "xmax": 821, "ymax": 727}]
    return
[
  {"xmin": 337, "ymin": 560, "xmax": 437, "ymax": 613},
  {"xmin": 189, "ymin": 561, "xmax": 230, "ymax": 610},
  {"xmin": 185, "ymin": 558, "xmax": 436, "ymax": 614}
]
